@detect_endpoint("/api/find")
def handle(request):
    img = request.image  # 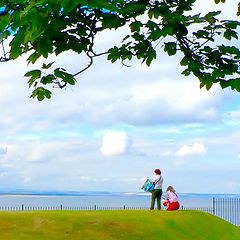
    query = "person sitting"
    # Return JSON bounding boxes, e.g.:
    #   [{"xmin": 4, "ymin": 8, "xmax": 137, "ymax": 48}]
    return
[{"xmin": 163, "ymin": 186, "xmax": 180, "ymax": 211}]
